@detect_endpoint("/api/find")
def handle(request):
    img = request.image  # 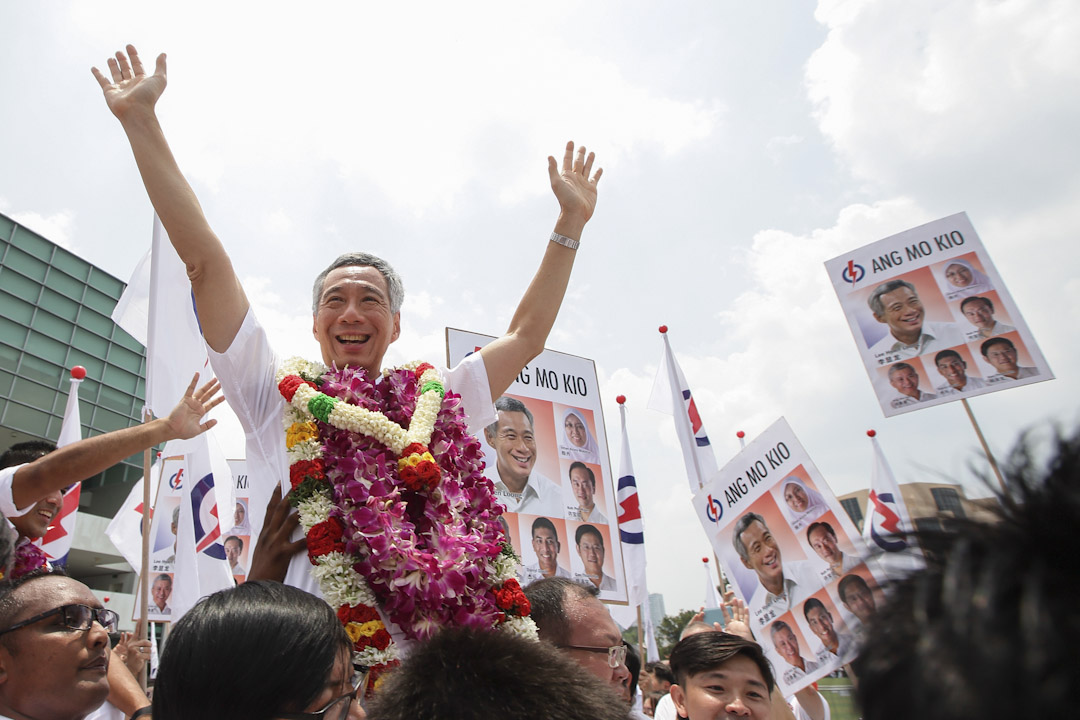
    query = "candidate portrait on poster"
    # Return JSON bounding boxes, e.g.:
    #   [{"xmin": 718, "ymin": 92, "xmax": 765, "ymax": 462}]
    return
[{"xmin": 826, "ymin": 213, "xmax": 1053, "ymax": 416}]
